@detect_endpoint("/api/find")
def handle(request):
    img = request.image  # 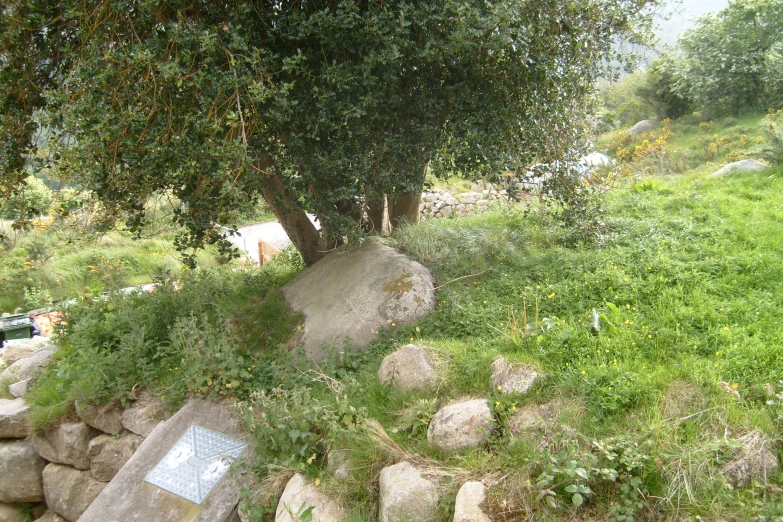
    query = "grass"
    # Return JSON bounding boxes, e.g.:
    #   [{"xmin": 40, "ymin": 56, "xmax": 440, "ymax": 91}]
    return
[{"xmin": 16, "ymin": 154, "xmax": 783, "ymax": 519}]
